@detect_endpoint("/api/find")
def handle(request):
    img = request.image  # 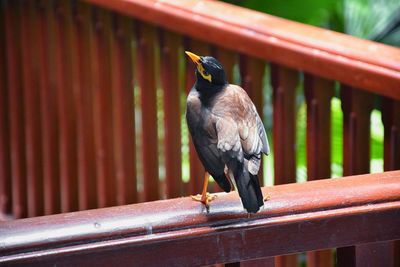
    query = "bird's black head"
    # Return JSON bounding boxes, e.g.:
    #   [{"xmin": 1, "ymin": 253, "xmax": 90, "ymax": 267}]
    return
[{"xmin": 185, "ymin": 51, "xmax": 227, "ymax": 88}]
